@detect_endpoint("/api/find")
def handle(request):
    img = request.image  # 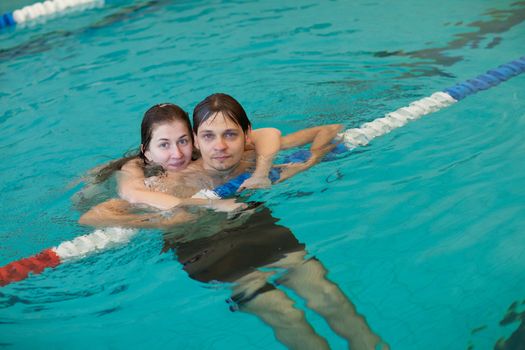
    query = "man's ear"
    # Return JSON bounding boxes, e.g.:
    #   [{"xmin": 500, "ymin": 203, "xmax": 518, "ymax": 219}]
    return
[
  {"xmin": 193, "ymin": 133, "xmax": 200, "ymax": 150},
  {"xmin": 245, "ymin": 127, "xmax": 253, "ymax": 144}
]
